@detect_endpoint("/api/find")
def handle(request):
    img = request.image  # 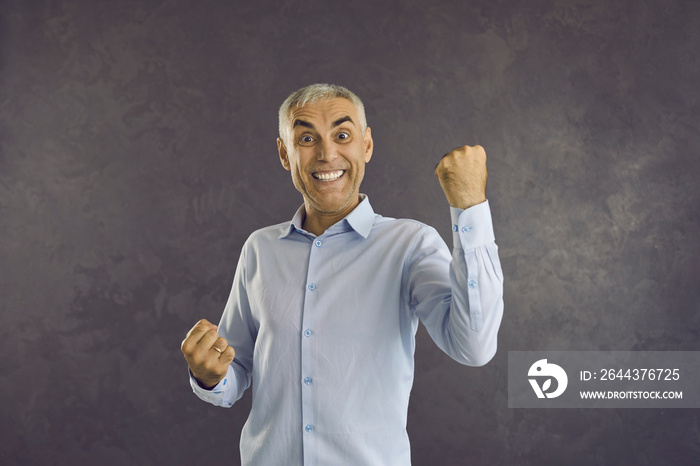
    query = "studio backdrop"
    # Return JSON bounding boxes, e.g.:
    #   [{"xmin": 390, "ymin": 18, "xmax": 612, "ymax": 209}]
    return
[{"xmin": 1, "ymin": 0, "xmax": 698, "ymax": 464}]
